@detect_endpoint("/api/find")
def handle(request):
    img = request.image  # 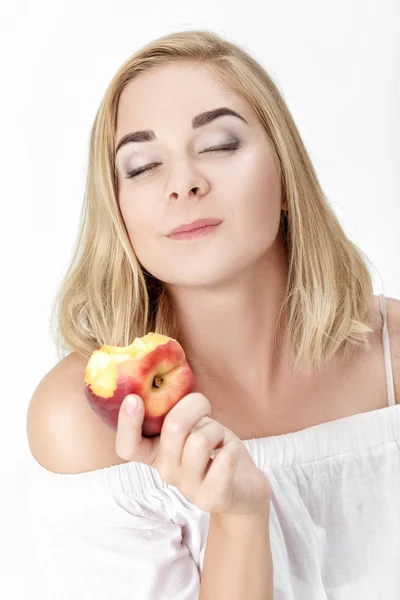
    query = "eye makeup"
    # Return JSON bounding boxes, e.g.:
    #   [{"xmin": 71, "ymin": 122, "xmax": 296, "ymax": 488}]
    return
[{"xmin": 124, "ymin": 139, "xmax": 242, "ymax": 180}]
